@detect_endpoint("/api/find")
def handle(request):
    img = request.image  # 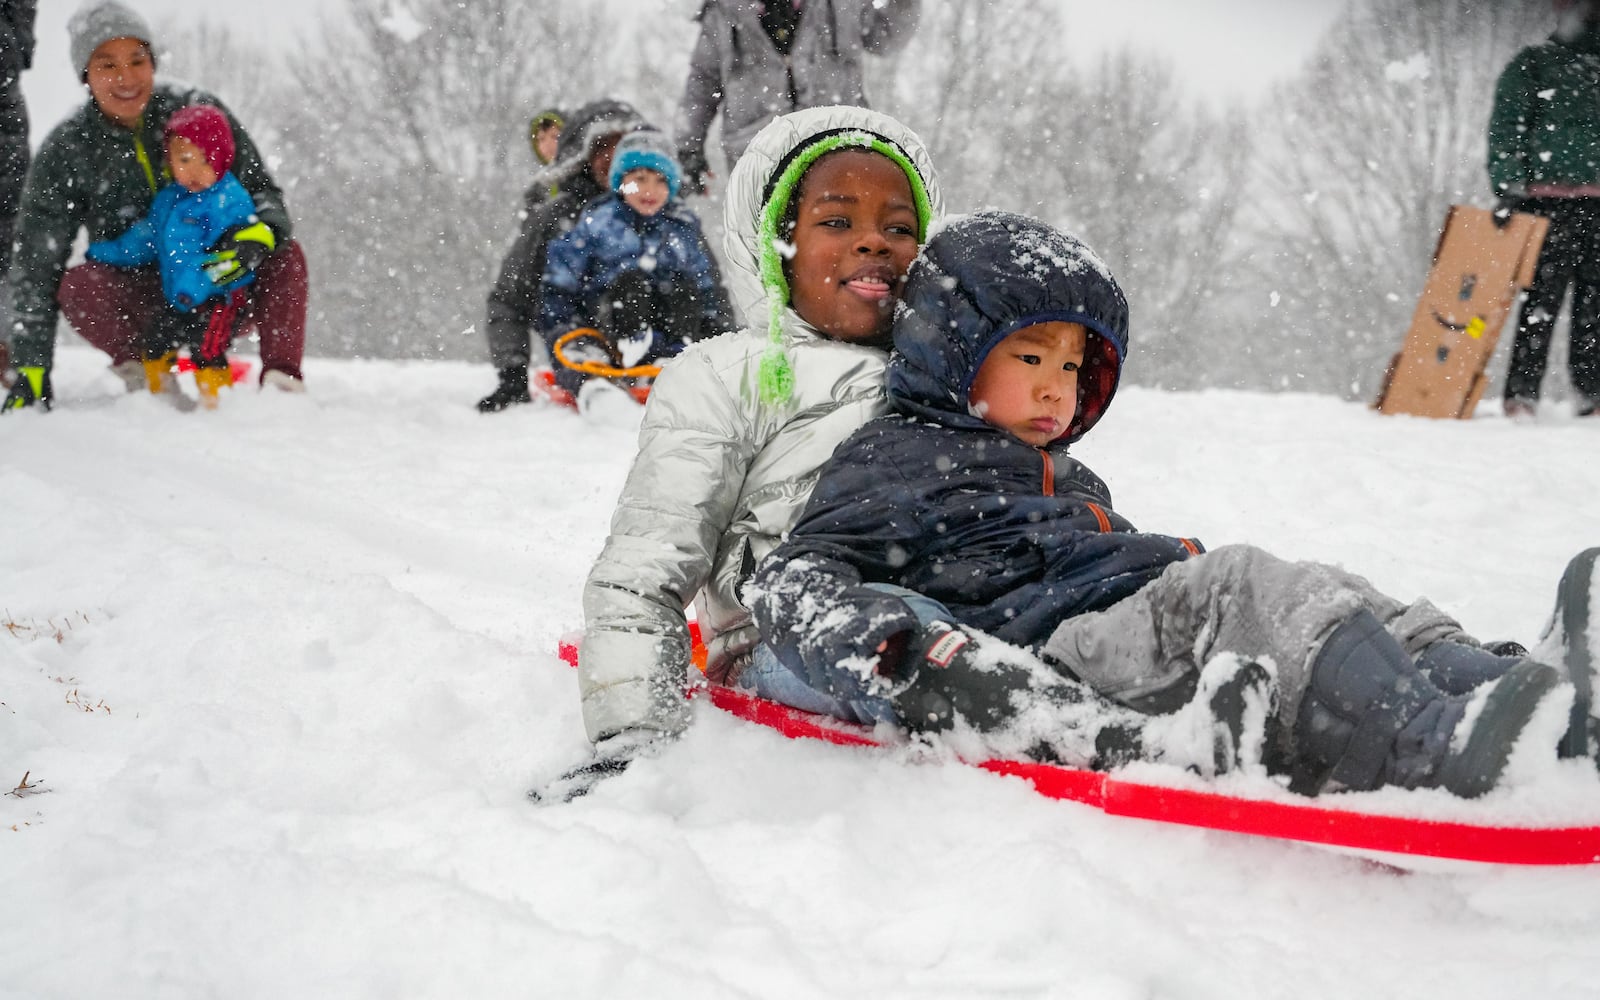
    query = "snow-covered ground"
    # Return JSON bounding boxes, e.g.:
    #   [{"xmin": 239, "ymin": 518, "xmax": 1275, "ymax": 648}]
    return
[{"xmin": 5, "ymin": 346, "xmax": 1600, "ymax": 999}]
